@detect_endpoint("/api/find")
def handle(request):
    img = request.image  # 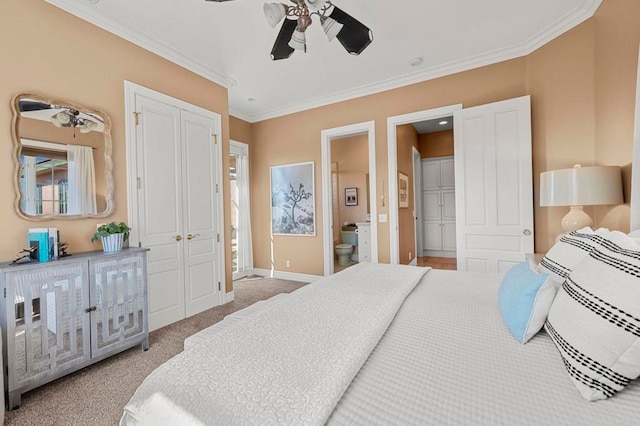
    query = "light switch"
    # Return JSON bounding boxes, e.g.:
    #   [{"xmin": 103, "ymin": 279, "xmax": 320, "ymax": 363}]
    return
[{"xmin": 379, "ymin": 214, "xmax": 388, "ymax": 223}]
